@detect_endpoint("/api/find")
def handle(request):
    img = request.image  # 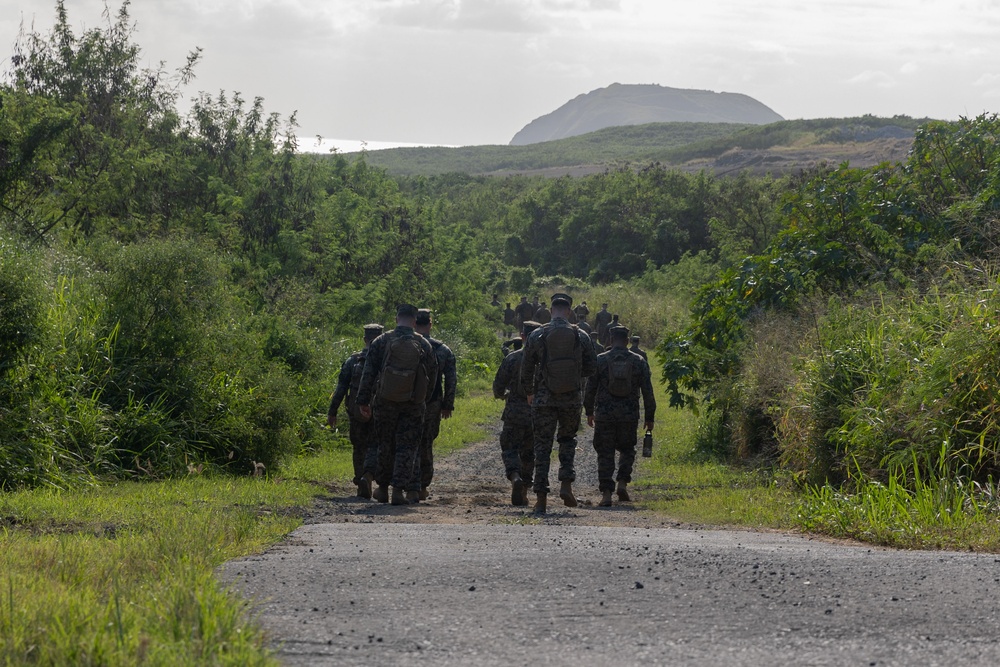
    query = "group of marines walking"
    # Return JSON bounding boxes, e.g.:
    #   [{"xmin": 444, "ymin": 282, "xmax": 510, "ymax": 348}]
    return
[
  {"xmin": 329, "ymin": 293, "xmax": 655, "ymax": 512},
  {"xmin": 327, "ymin": 305, "xmax": 456, "ymax": 506}
]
